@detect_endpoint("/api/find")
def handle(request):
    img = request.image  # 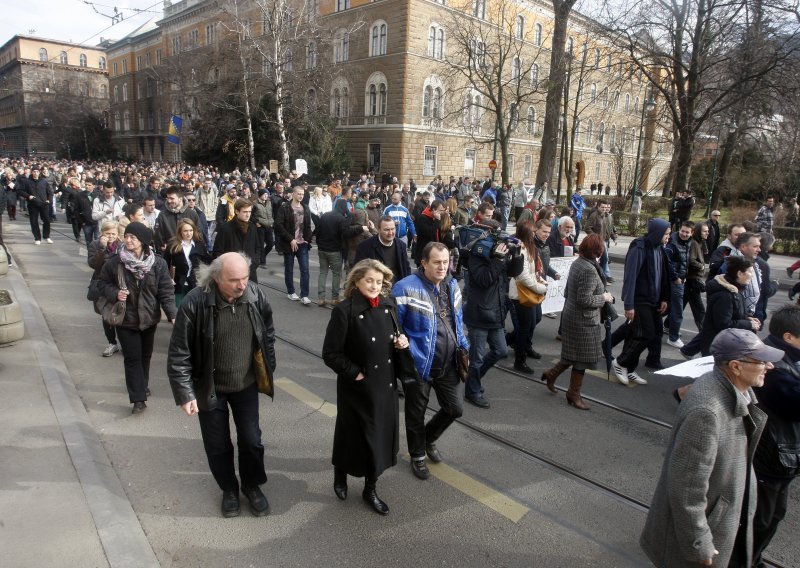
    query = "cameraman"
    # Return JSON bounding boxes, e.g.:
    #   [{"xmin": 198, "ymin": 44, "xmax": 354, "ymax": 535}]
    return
[{"xmin": 463, "ymin": 219, "xmax": 523, "ymax": 408}]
